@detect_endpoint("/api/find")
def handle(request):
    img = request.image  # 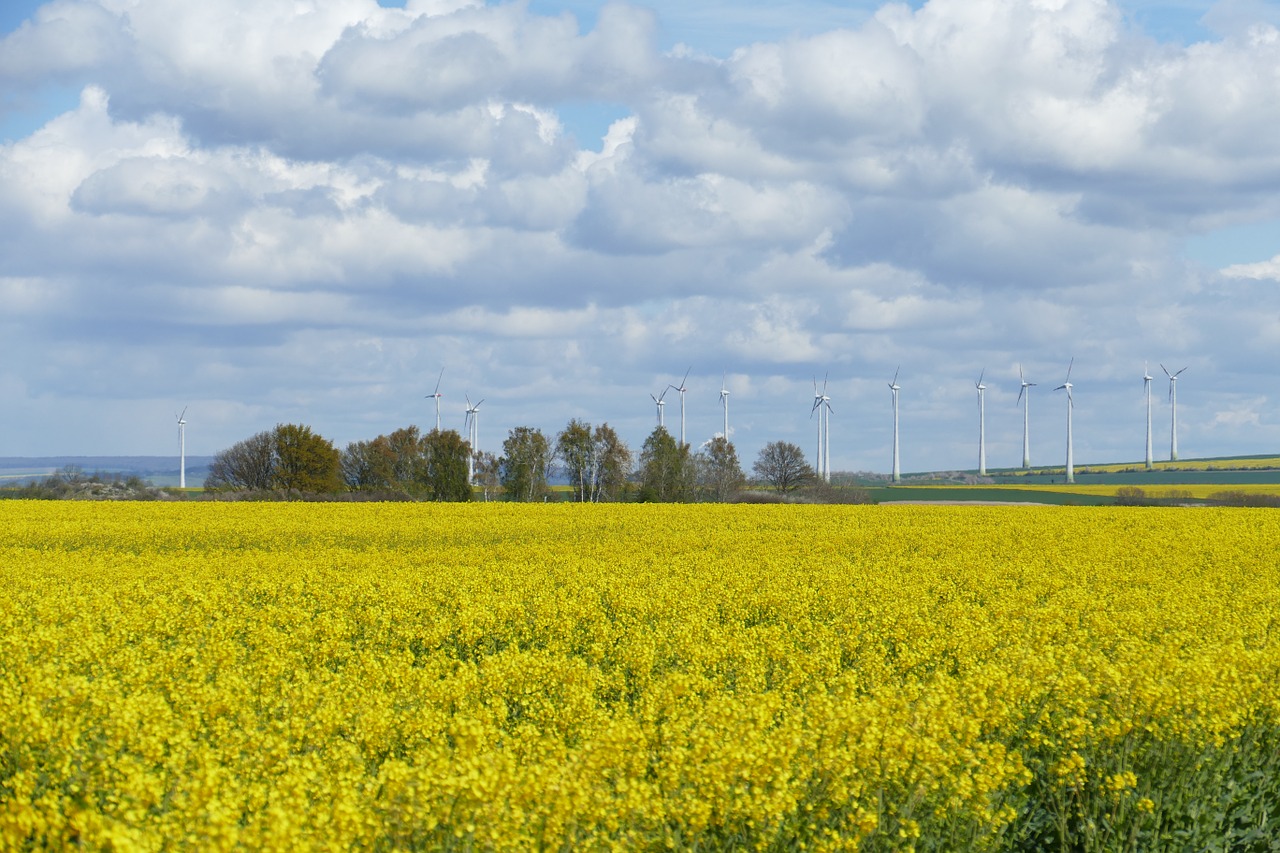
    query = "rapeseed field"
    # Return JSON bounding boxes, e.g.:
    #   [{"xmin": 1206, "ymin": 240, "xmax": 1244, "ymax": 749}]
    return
[{"xmin": 2, "ymin": 502, "xmax": 1278, "ymax": 850}]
